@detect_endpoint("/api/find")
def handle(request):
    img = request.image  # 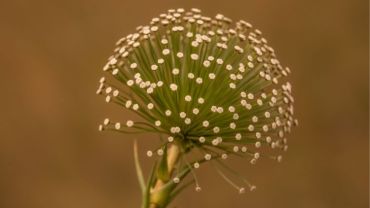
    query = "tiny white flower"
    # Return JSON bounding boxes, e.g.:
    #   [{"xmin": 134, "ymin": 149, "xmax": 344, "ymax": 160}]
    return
[
  {"xmin": 198, "ymin": 97, "xmax": 205, "ymax": 104},
  {"xmin": 151, "ymin": 64, "xmax": 158, "ymax": 71},
  {"xmin": 125, "ymin": 100, "xmax": 132, "ymax": 108},
  {"xmin": 216, "ymin": 58, "xmax": 223, "ymax": 64},
  {"xmin": 155, "ymin": 120, "xmax": 161, "ymax": 126},
  {"xmin": 184, "ymin": 118, "xmax": 191, "ymax": 124},
  {"xmin": 177, "ymin": 52, "xmax": 184, "ymax": 58},
  {"xmin": 103, "ymin": 118, "xmax": 110, "ymax": 125},
  {"xmin": 208, "ymin": 73, "xmax": 216, "ymax": 79},
  {"xmin": 185, "ymin": 95, "xmax": 192, "ymax": 102},
  {"xmin": 188, "ymin": 73, "xmax": 195, "ymax": 79},
  {"xmin": 165, "ymin": 110, "xmax": 172, "ymax": 116},
  {"xmin": 179, "ymin": 112, "xmax": 186, "ymax": 118},
  {"xmin": 203, "ymin": 60, "xmax": 211, "ymax": 67},
  {"xmin": 199, "ymin": 136, "xmax": 206, "ymax": 143},
  {"xmin": 264, "ymin": 111, "xmax": 271, "ymax": 118},
  {"xmin": 228, "ymin": 106, "xmax": 235, "ymax": 112},
  {"xmin": 115, "ymin": 122, "xmax": 121, "ymax": 130},
  {"xmin": 247, "ymin": 93, "xmax": 254, "ymax": 100},
  {"xmin": 170, "ymin": 83, "xmax": 178, "ymax": 91},
  {"xmin": 191, "ymin": 53, "xmax": 199, "ymax": 60},
  {"xmin": 157, "ymin": 149, "xmax": 164, "ymax": 156},
  {"xmin": 173, "ymin": 177, "xmax": 180, "ymax": 183},
  {"xmin": 146, "ymin": 151, "xmax": 153, "ymax": 157},
  {"xmin": 157, "ymin": 81, "xmax": 164, "ymax": 87},
  {"xmin": 226, "ymin": 64, "xmax": 233, "ymax": 70},
  {"xmin": 126, "ymin": 120, "xmax": 134, "ymax": 127},
  {"xmin": 229, "ymin": 83, "xmax": 236, "ymax": 89},
  {"xmin": 172, "ymin": 68, "xmax": 180, "ymax": 75},
  {"xmin": 127, "ymin": 80, "xmax": 134, "ymax": 86},
  {"xmin": 132, "ymin": 104, "xmax": 139, "ymax": 110},
  {"xmin": 130, "ymin": 63, "xmax": 137, "ymax": 69},
  {"xmin": 147, "ymin": 103, "xmax": 154, "ymax": 109},
  {"xmin": 202, "ymin": 120, "xmax": 209, "ymax": 127},
  {"xmin": 162, "ymin": 49, "xmax": 170, "ymax": 55}
]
